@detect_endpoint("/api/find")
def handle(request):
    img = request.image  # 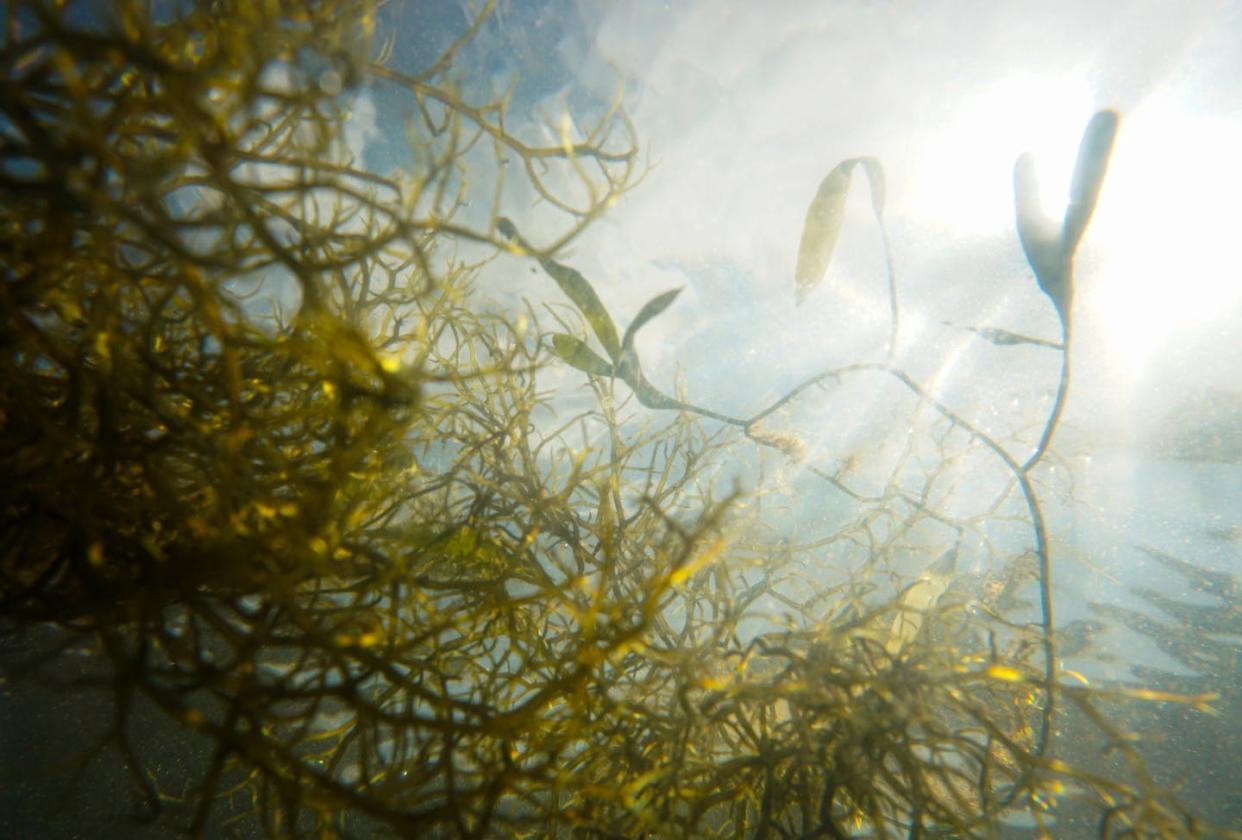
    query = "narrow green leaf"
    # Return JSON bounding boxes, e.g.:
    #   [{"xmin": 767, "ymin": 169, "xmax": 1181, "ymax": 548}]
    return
[
  {"xmin": 794, "ymin": 157, "xmax": 887, "ymax": 305},
  {"xmin": 794, "ymin": 160, "xmax": 853, "ymax": 305},
  {"xmin": 1063, "ymin": 110, "xmax": 1119, "ymax": 255},
  {"xmin": 549, "ymin": 333, "xmax": 615, "ymax": 377},
  {"xmin": 496, "ymin": 216, "xmax": 622, "ymax": 361},
  {"xmin": 622, "ymin": 287, "xmax": 683, "ymax": 350},
  {"xmin": 539, "ymin": 258, "xmax": 622, "ymax": 362},
  {"xmin": 886, "ymin": 546, "xmax": 957, "ymax": 656}
]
